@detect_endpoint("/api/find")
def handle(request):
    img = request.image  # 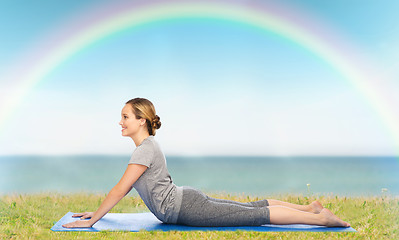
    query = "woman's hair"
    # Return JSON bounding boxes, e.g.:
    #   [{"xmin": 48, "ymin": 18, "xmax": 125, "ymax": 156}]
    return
[{"xmin": 125, "ymin": 98, "xmax": 161, "ymax": 136}]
